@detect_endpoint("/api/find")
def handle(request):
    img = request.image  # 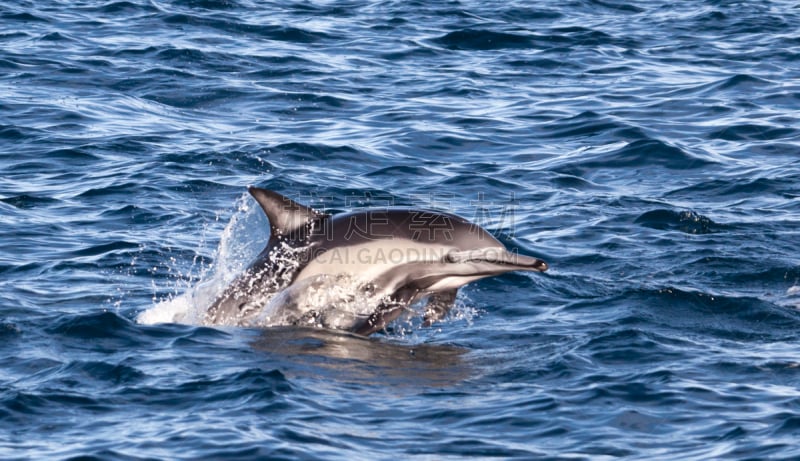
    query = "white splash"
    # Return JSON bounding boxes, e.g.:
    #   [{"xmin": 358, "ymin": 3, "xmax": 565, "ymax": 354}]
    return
[
  {"xmin": 243, "ymin": 273, "xmax": 388, "ymax": 330},
  {"xmin": 137, "ymin": 193, "xmax": 264, "ymax": 326}
]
